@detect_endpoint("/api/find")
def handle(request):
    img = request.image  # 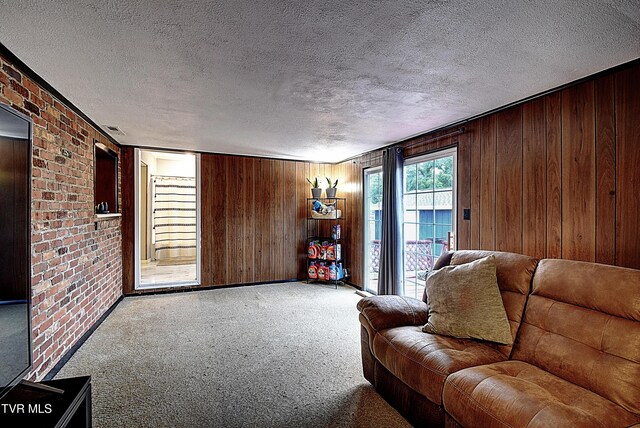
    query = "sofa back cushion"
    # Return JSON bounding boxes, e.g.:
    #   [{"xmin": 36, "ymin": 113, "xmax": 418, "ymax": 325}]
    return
[
  {"xmin": 512, "ymin": 259, "xmax": 640, "ymax": 414},
  {"xmin": 424, "ymin": 250, "xmax": 539, "ymax": 357}
]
